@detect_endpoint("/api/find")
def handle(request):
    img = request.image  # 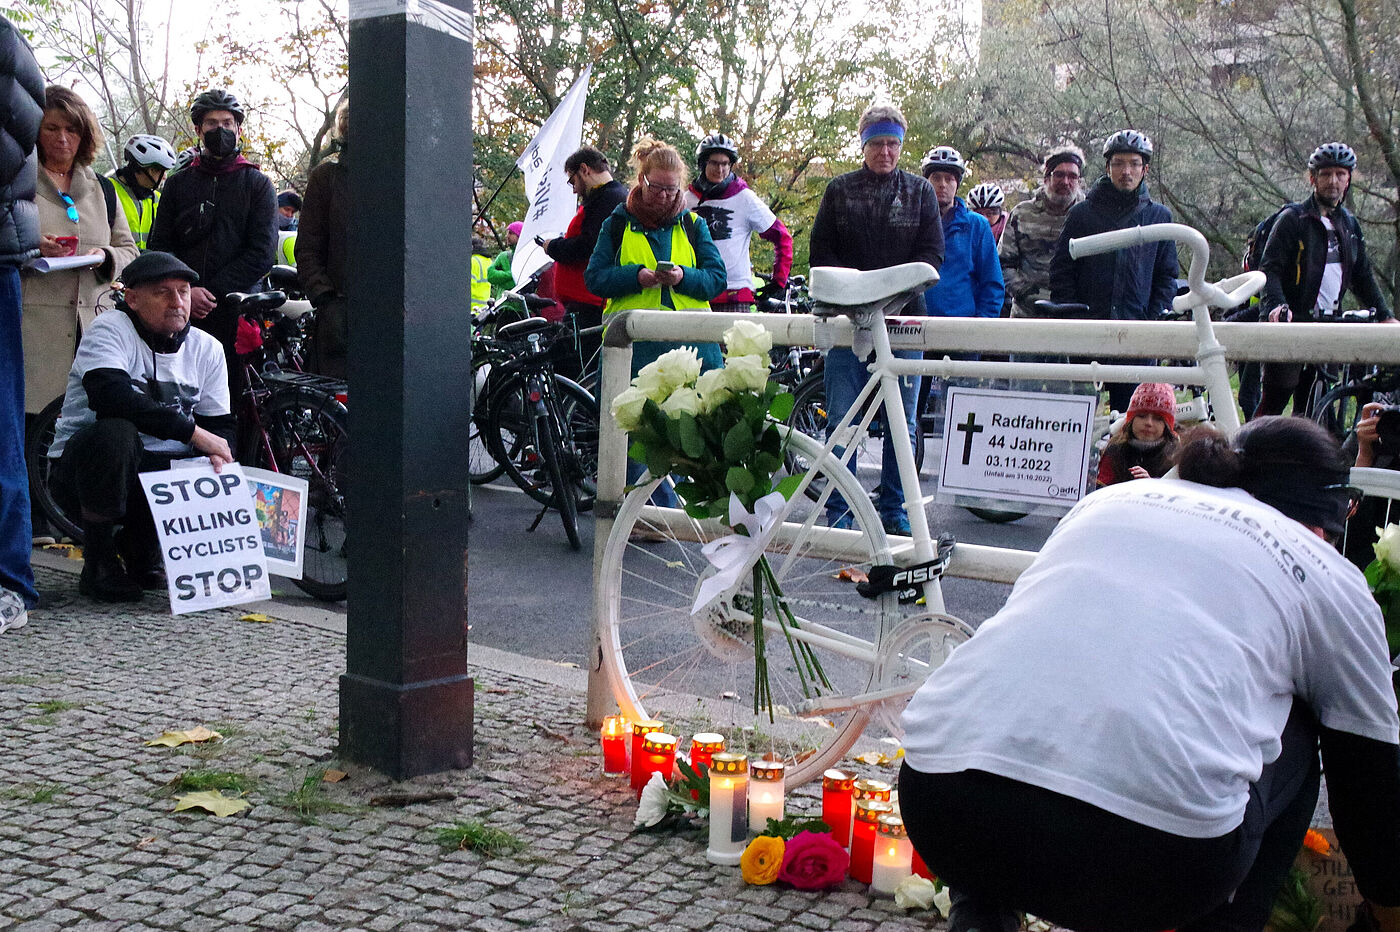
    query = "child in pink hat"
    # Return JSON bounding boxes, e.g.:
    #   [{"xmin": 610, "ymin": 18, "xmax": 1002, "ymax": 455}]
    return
[{"xmin": 1096, "ymin": 382, "xmax": 1180, "ymax": 487}]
